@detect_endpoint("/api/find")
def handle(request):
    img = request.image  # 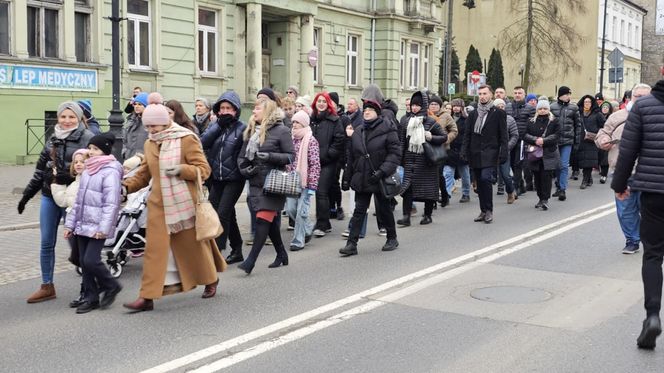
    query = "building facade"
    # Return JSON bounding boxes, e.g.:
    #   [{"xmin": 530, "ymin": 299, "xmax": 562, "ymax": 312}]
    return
[
  {"xmin": 633, "ymin": 0, "xmax": 664, "ymax": 84},
  {"xmin": 596, "ymin": 0, "xmax": 647, "ymax": 100},
  {"xmin": 0, "ymin": 0, "xmax": 444, "ymax": 164}
]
